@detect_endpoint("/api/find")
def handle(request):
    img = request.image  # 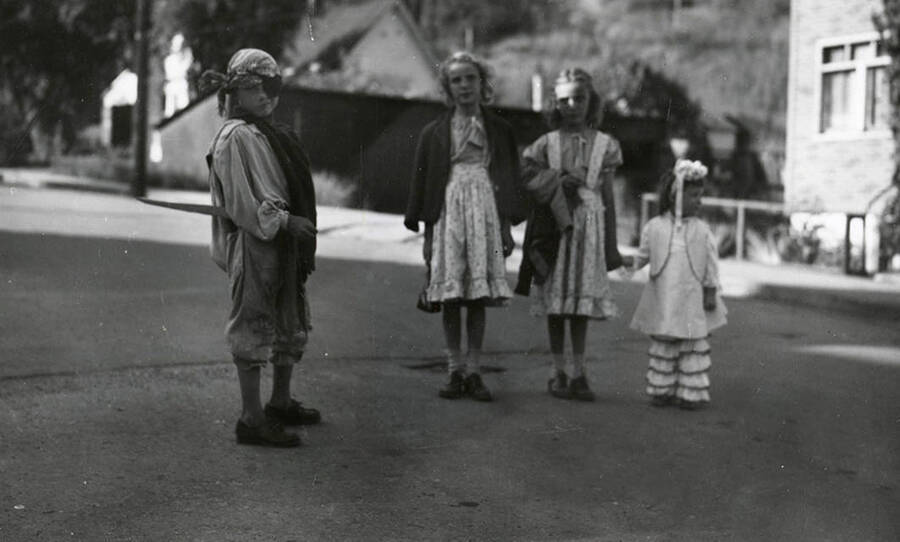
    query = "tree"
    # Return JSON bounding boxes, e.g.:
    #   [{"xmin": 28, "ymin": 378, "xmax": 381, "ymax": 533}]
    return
[
  {"xmin": 158, "ymin": 0, "xmax": 307, "ymax": 92},
  {"xmin": 0, "ymin": 0, "xmax": 136, "ymax": 162},
  {"xmin": 875, "ymin": 1, "xmax": 900, "ymax": 188}
]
